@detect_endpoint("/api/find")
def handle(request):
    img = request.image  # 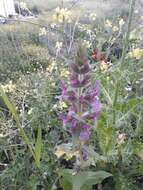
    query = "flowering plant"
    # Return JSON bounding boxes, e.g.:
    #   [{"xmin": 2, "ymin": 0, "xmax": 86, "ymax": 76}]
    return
[
  {"xmin": 59, "ymin": 46, "xmax": 101, "ymax": 163},
  {"xmin": 57, "ymin": 46, "xmax": 112, "ymax": 190}
]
